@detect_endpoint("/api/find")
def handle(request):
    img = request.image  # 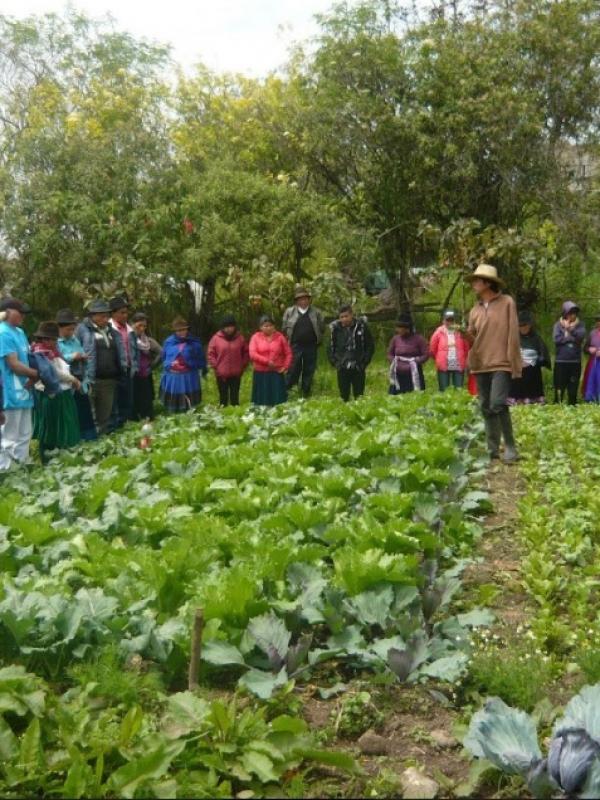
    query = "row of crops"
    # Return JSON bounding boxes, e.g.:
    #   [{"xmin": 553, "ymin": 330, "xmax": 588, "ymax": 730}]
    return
[{"xmin": 0, "ymin": 391, "xmax": 499, "ymax": 797}]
